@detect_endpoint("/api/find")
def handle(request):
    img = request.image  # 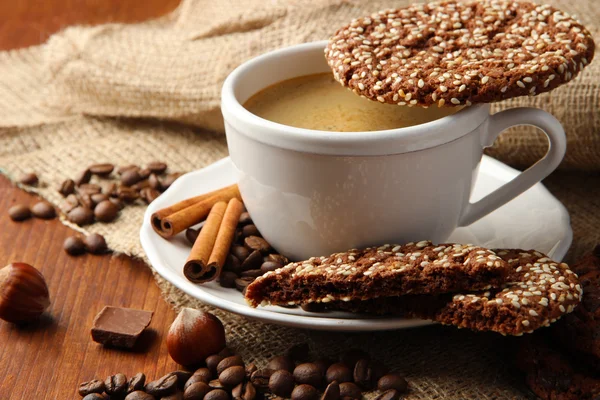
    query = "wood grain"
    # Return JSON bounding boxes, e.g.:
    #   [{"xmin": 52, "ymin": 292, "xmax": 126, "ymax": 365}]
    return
[{"xmin": 0, "ymin": 1, "xmax": 182, "ymax": 398}]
